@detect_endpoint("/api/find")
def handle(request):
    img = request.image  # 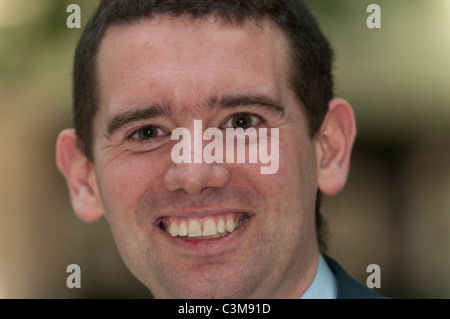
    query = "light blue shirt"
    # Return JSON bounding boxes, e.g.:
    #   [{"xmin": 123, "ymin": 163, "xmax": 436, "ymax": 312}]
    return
[{"xmin": 300, "ymin": 254, "xmax": 338, "ymax": 299}]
